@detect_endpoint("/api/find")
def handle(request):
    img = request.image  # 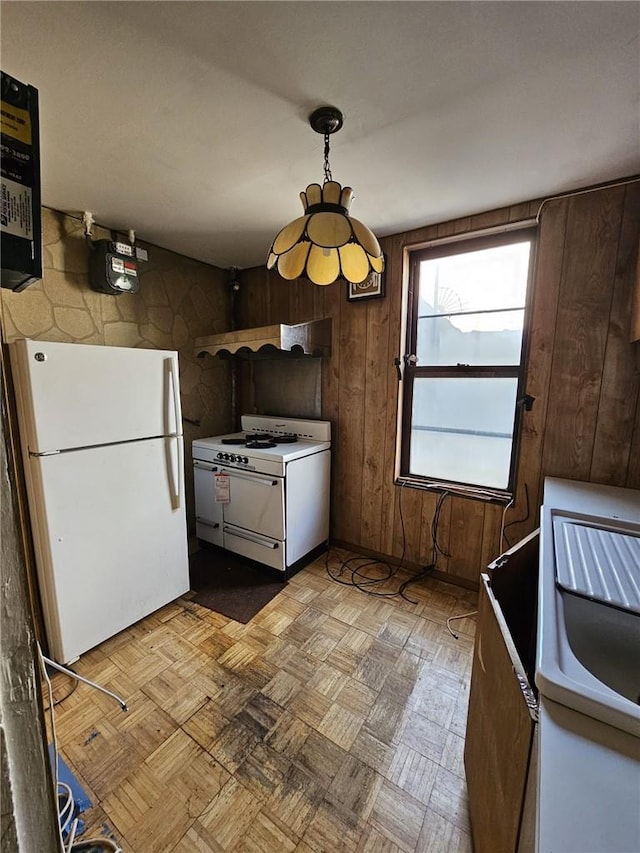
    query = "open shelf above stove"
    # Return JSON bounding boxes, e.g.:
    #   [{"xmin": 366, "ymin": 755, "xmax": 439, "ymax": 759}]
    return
[{"xmin": 195, "ymin": 319, "xmax": 331, "ymax": 359}]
